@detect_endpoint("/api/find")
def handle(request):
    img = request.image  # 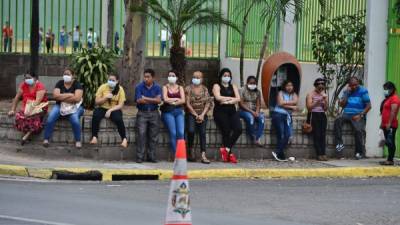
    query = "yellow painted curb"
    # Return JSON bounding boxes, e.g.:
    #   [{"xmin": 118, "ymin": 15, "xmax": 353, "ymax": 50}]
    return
[
  {"xmin": 0, "ymin": 164, "xmax": 28, "ymax": 177},
  {"xmin": 26, "ymin": 168, "xmax": 53, "ymax": 179}
]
